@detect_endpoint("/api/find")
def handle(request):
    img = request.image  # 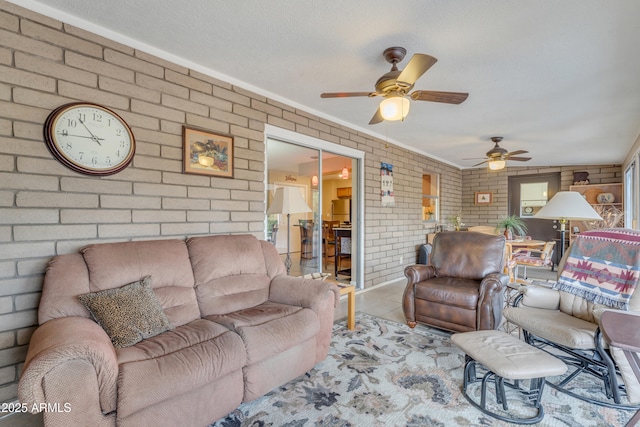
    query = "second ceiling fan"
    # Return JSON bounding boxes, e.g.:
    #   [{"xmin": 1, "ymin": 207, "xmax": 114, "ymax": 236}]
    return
[
  {"xmin": 470, "ymin": 137, "xmax": 531, "ymax": 170},
  {"xmin": 320, "ymin": 46, "xmax": 469, "ymax": 125}
]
